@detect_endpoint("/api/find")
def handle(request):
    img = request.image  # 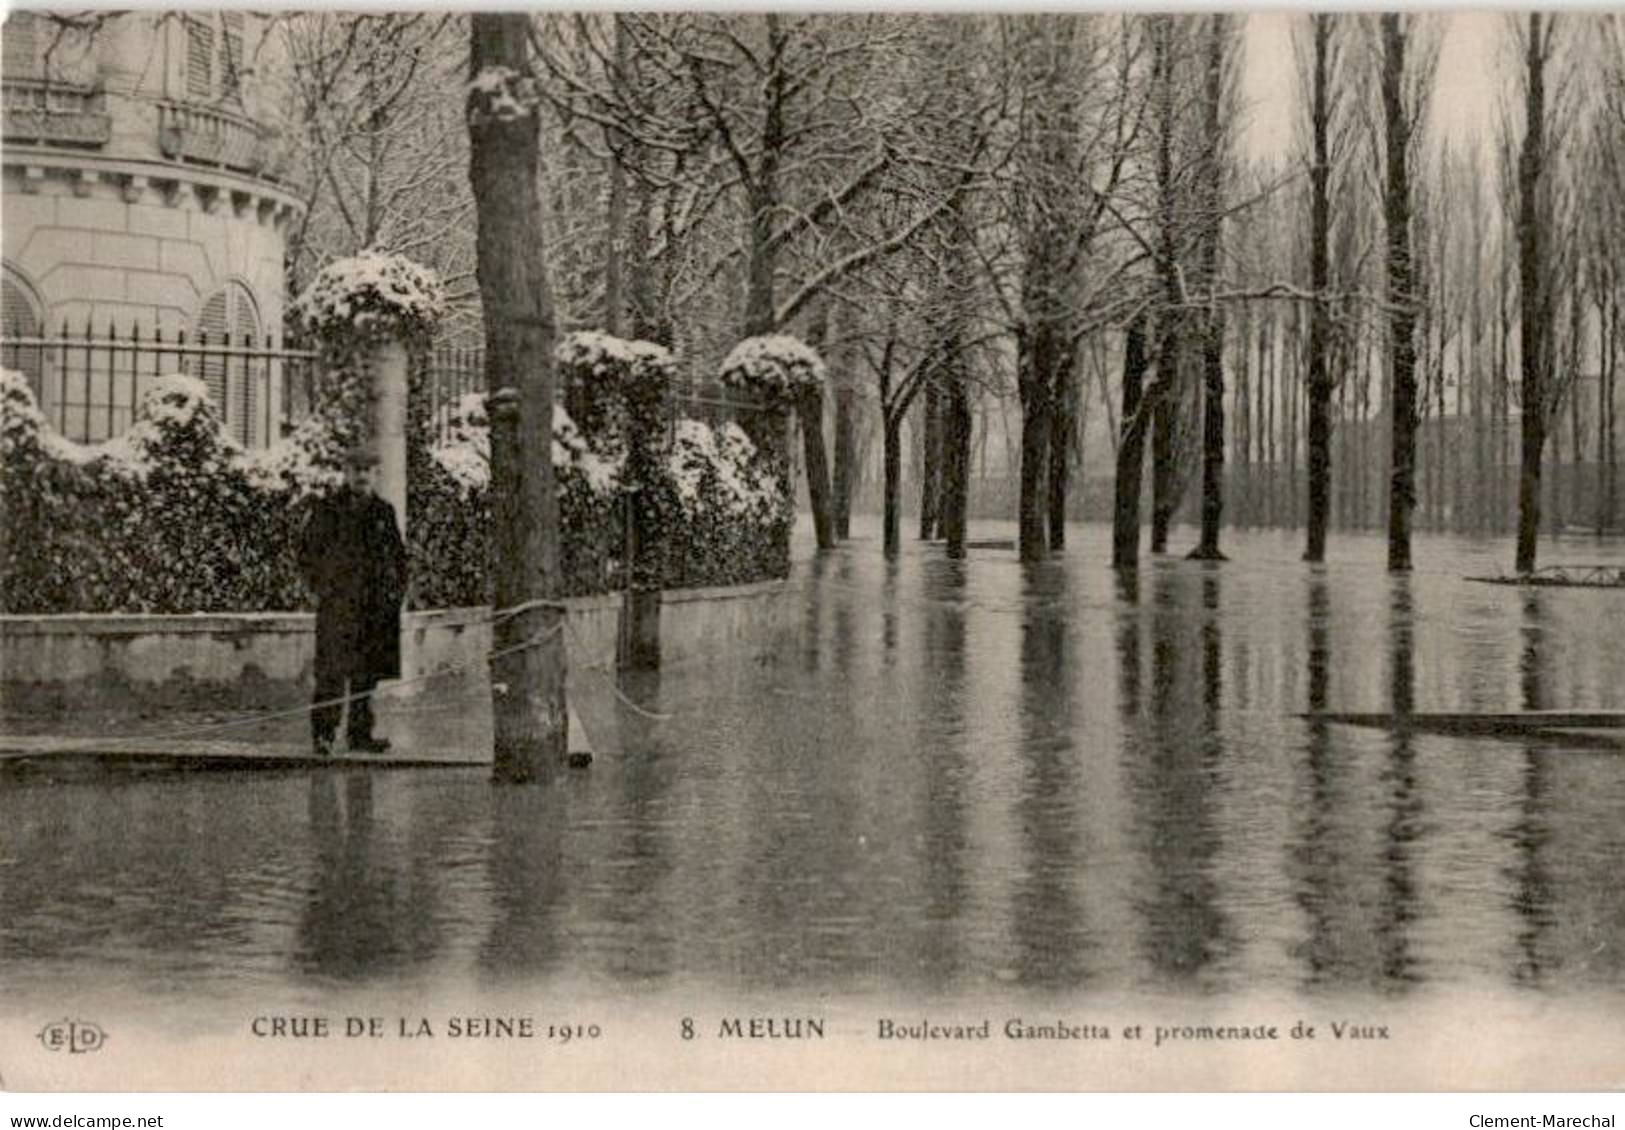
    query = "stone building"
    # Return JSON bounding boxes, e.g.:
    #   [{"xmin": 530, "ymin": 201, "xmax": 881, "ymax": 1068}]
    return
[{"xmin": 2, "ymin": 11, "xmax": 303, "ymax": 445}]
